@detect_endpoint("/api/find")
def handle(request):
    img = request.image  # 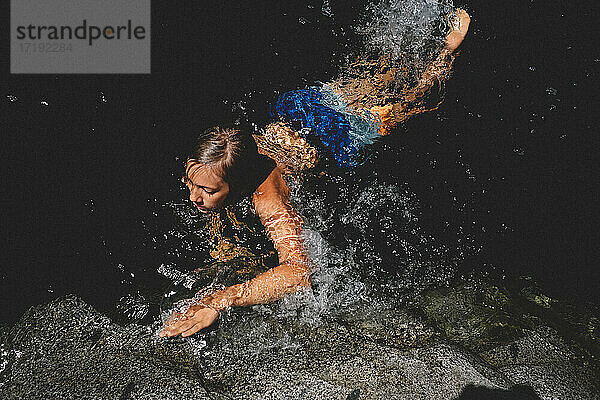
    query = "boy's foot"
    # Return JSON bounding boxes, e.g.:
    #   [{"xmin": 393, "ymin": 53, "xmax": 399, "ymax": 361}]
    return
[{"xmin": 444, "ymin": 9, "xmax": 471, "ymax": 52}]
